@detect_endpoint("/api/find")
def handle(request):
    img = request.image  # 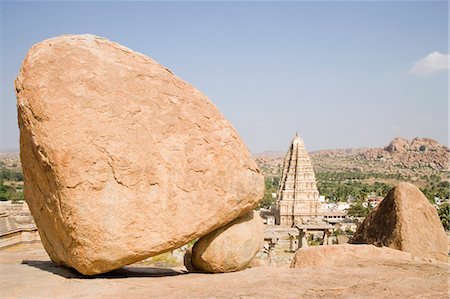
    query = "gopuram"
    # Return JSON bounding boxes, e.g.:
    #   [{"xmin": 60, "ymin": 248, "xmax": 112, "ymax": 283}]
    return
[{"xmin": 275, "ymin": 133, "xmax": 321, "ymax": 226}]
